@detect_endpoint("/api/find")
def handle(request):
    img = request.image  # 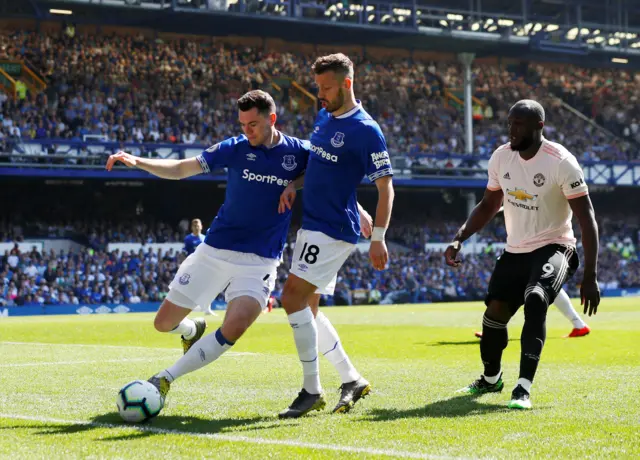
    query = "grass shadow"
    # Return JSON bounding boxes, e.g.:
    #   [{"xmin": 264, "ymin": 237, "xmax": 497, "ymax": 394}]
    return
[
  {"xmin": 363, "ymin": 393, "xmax": 510, "ymax": 421},
  {"xmin": 31, "ymin": 412, "xmax": 282, "ymax": 441},
  {"xmin": 427, "ymin": 336, "xmax": 564, "ymax": 347}
]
